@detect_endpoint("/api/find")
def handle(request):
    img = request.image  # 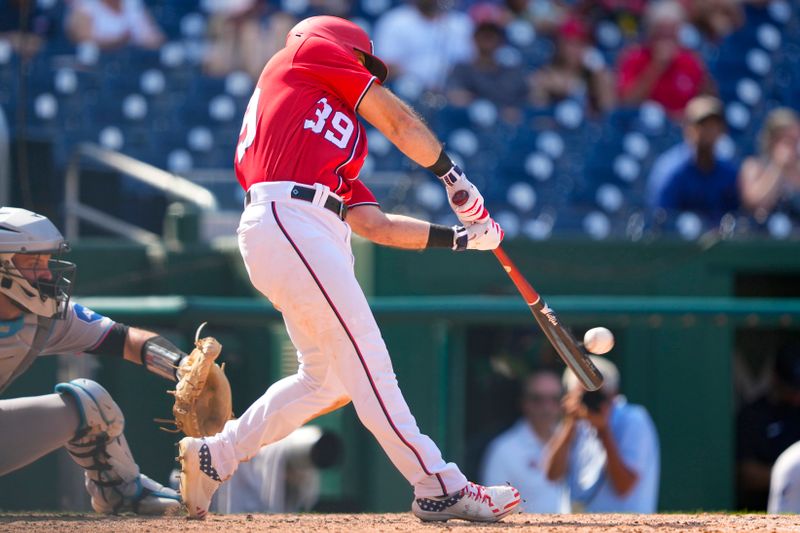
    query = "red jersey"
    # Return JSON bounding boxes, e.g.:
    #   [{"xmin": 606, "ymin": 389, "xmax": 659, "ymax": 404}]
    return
[
  {"xmin": 234, "ymin": 35, "xmax": 379, "ymax": 207},
  {"xmin": 617, "ymin": 45, "xmax": 706, "ymax": 115}
]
